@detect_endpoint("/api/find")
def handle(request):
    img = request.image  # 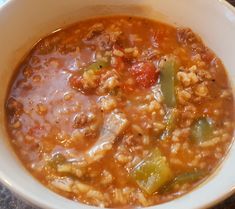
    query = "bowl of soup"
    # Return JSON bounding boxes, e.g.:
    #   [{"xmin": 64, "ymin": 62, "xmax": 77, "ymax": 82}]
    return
[{"xmin": 0, "ymin": 0, "xmax": 235, "ymax": 209}]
